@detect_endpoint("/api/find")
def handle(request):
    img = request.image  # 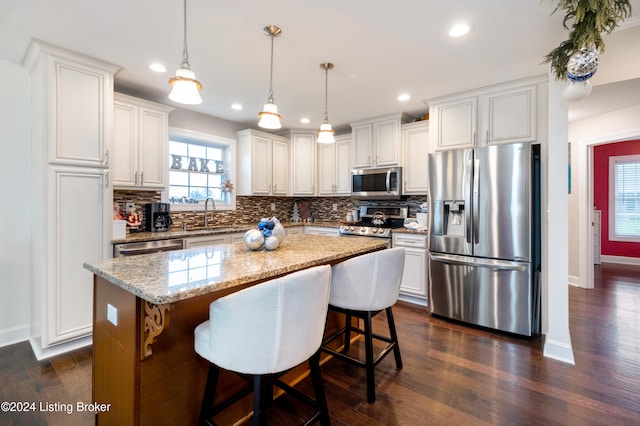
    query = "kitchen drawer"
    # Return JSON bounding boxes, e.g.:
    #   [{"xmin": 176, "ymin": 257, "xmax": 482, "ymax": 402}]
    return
[{"xmin": 392, "ymin": 233, "xmax": 428, "ymax": 248}]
